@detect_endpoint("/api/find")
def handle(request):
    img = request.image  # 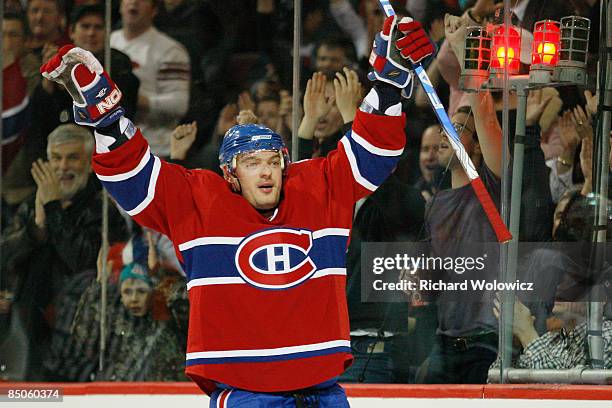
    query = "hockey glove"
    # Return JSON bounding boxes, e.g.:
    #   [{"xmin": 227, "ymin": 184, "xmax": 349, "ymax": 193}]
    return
[
  {"xmin": 40, "ymin": 45, "xmax": 125, "ymax": 128},
  {"xmin": 368, "ymin": 15, "xmax": 435, "ymax": 89}
]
